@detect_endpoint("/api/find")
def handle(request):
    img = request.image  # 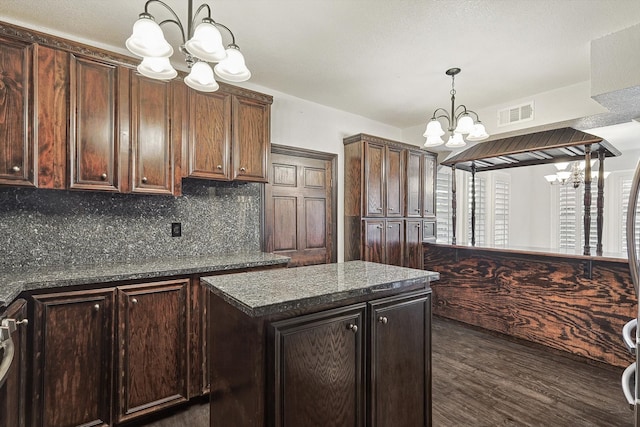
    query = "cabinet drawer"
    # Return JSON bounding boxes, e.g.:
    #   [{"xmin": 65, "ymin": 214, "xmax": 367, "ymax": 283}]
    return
[{"xmin": 422, "ymin": 220, "xmax": 436, "ymax": 242}]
